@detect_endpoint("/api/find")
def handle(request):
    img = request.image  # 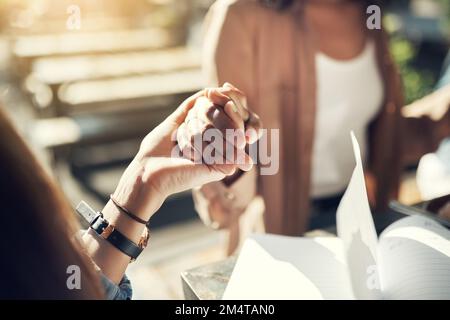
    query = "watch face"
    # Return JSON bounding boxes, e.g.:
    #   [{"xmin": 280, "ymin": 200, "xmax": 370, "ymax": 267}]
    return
[{"xmin": 76, "ymin": 201, "xmax": 99, "ymax": 224}]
